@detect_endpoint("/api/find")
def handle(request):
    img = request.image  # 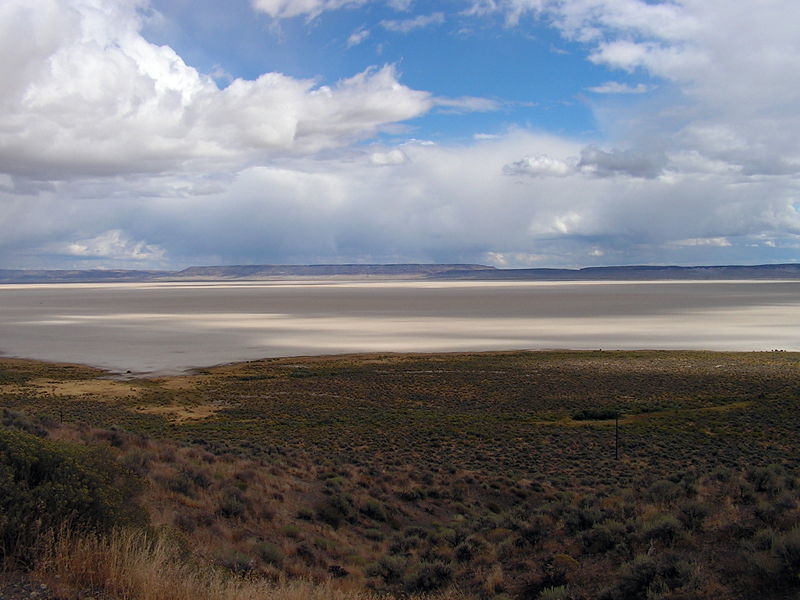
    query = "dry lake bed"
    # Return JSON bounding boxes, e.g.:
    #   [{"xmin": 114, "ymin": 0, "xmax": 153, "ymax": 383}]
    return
[{"xmin": 0, "ymin": 279, "xmax": 798, "ymax": 375}]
